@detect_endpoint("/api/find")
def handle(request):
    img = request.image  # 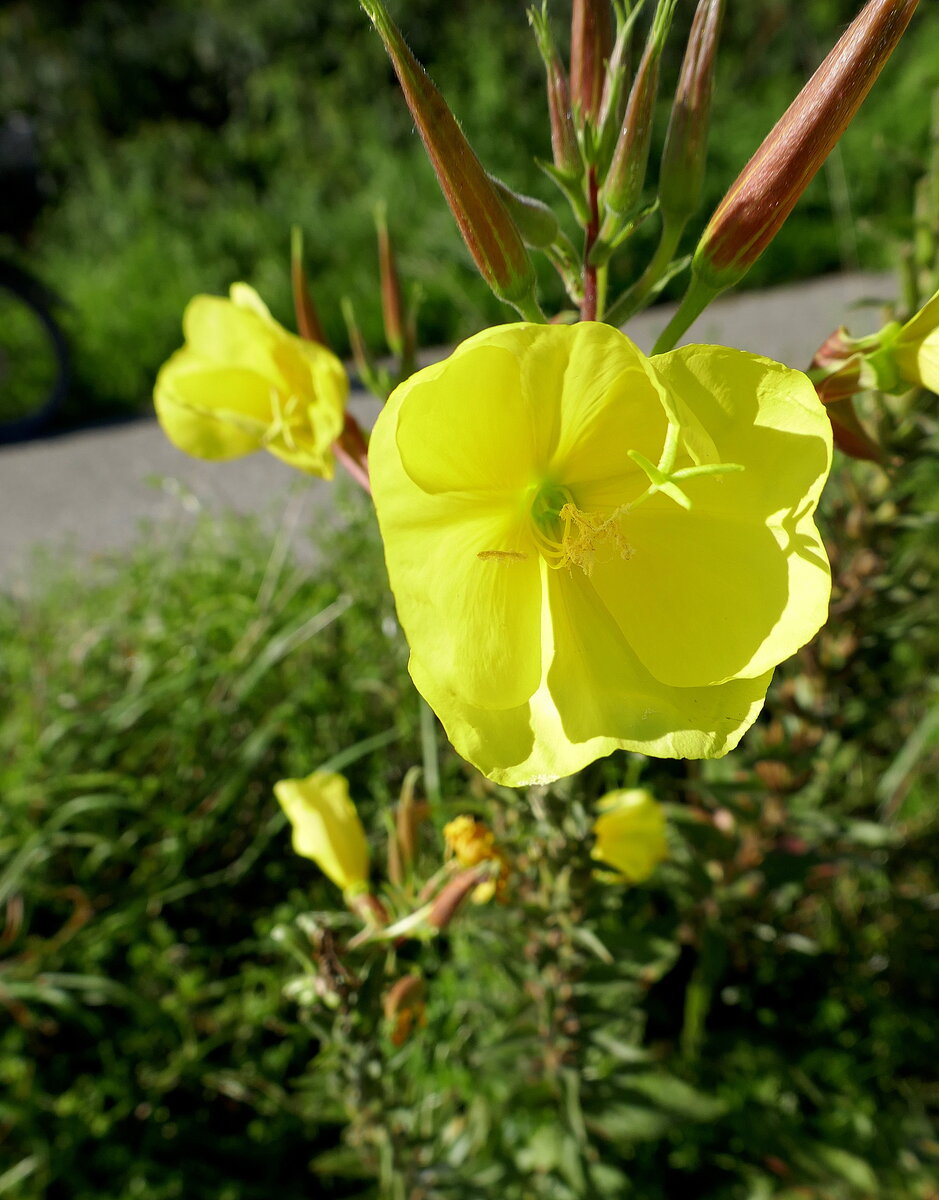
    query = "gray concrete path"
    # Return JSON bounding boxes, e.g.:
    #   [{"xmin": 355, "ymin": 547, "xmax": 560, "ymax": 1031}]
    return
[{"xmin": 1, "ymin": 272, "xmax": 893, "ymax": 585}]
